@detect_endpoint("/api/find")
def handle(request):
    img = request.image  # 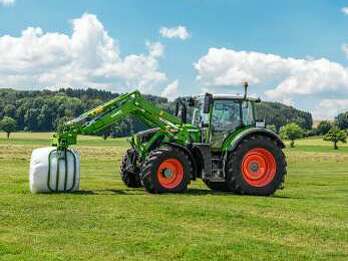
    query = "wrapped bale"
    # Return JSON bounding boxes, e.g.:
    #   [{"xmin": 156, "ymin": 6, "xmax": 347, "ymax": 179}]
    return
[{"xmin": 29, "ymin": 147, "xmax": 80, "ymax": 193}]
